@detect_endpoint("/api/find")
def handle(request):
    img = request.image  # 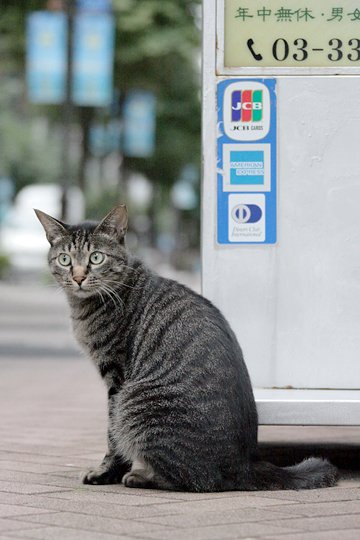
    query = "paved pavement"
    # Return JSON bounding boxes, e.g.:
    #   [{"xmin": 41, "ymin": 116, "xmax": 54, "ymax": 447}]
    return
[{"xmin": 0, "ymin": 280, "xmax": 360, "ymax": 540}]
